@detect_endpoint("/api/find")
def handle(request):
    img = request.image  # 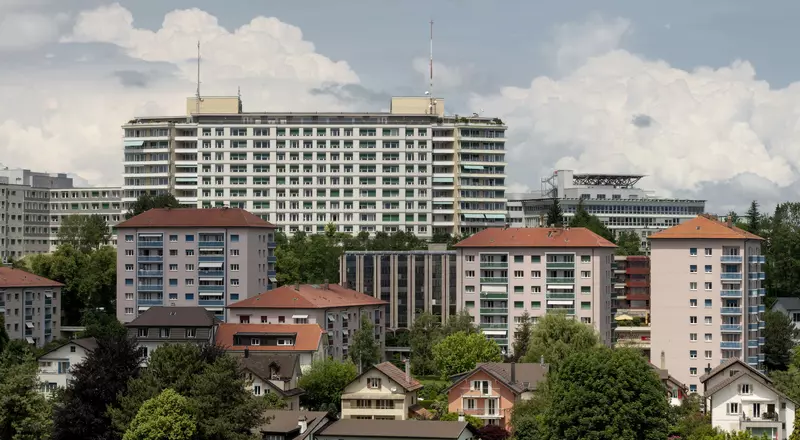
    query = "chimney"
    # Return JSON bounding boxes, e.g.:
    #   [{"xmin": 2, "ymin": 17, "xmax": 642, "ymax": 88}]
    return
[
  {"xmin": 404, "ymin": 358, "xmax": 411, "ymax": 384},
  {"xmin": 324, "ymin": 279, "xmax": 329, "ymax": 290},
  {"xmin": 298, "ymin": 416, "xmax": 308, "ymax": 434},
  {"xmin": 660, "ymin": 351, "xmax": 665, "ymax": 369},
  {"xmin": 511, "ymin": 362, "xmax": 516, "ymax": 384},
  {"xmin": 457, "ymin": 411, "xmax": 465, "ymax": 422},
  {"xmin": 295, "ymin": 282, "xmax": 300, "ymax": 291},
  {"xmin": 244, "ymin": 347, "xmax": 249, "ymax": 359},
  {"xmin": 726, "ymin": 218, "xmax": 733, "ymax": 228}
]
